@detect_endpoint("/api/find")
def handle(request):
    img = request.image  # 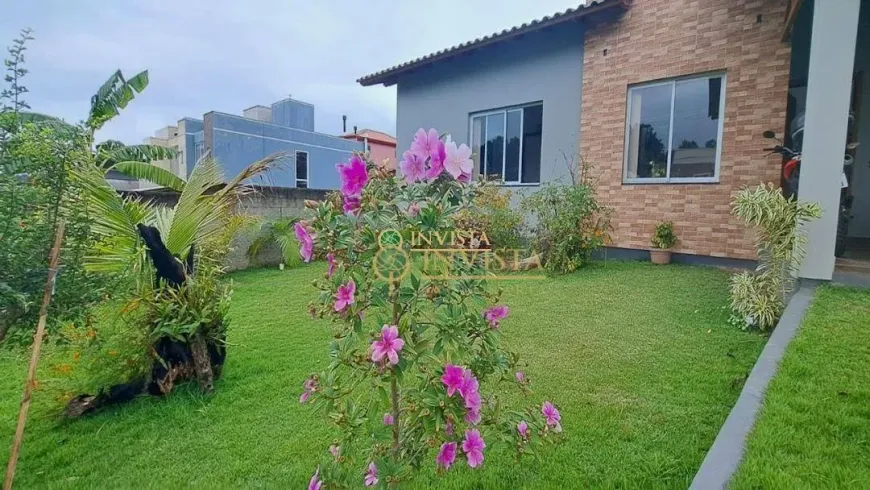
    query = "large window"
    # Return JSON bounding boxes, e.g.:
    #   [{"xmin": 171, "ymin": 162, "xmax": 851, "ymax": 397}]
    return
[
  {"xmin": 624, "ymin": 73, "xmax": 725, "ymax": 183},
  {"xmin": 295, "ymin": 151, "xmax": 308, "ymax": 188},
  {"xmin": 470, "ymin": 103, "xmax": 542, "ymax": 185}
]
